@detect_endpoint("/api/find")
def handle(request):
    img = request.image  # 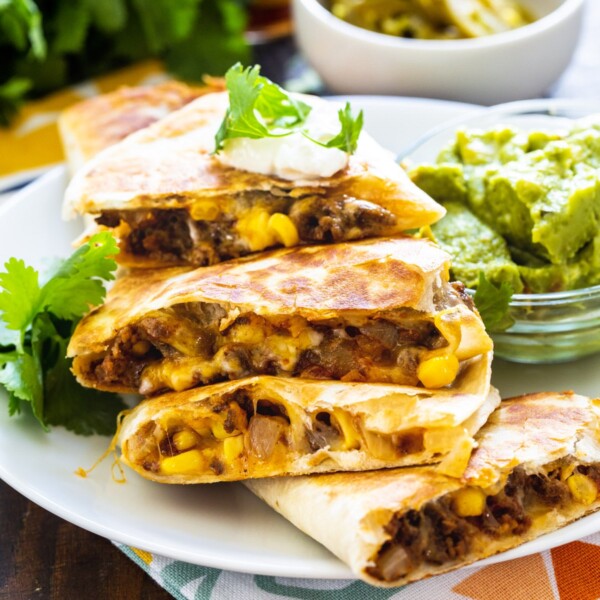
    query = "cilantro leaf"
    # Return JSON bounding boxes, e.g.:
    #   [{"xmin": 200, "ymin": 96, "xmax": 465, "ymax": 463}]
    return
[
  {"xmin": 473, "ymin": 272, "xmax": 515, "ymax": 333},
  {"xmin": 88, "ymin": 0, "xmax": 127, "ymax": 34},
  {"xmin": 214, "ymin": 63, "xmax": 308, "ymax": 151},
  {"xmin": 255, "ymin": 78, "xmax": 311, "ymax": 129},
  {"xmin": 0, "ymin": 257, "xmax": 42, "ymax": 342},
  {"xmin": 0, "ymin": 0, "xmax": 46, "ymax": 58},
  {"xmin": 214, "ymin": 63, "xmax": 313, "ymax": 152},
  {"xmin": 41, "ymin": 231, "xmax": 118, "ymax": 320},
  {"xmin": 130, "ymin": 0, "xmax": 200, "ymax": 54},
  {"xmin": 216, "ymin": 64, "xmax": 270, "ymax": 148},
  {"xmin": 0, "ymin": 77, "xmax": 32, "ymax": 126},
  {"xmin": 0, "ymin": 353, "xmax": 43, "ymax": 420},
  {"xmin": 7, "ymin": 390, "xmax": 21, "ymax": 417},
  {"xmin": 305, "ymin": 102, "xmax": 364, "ymax": 154},
  {"xmin": 161, "ymin": 0, "xmax": 250, "ymax": 80},
  {"xmin": 47, "ymin": 231, "xmax": 119, "ymax": 282},
  {"xmin": 42, "ymin": 278, "xmax": 108, "ymax": 321},
  {"xmin": 50, "ymin": 0, "xmax": 91, "ymax": 54},
  {"xmin": 32, "ymin": 314, "xmax": 126, "ymax": 436},
  {"xmin": 215, "ymin": 64, "xmax": 363, "ymax": 156},
  {"xmin": 0, "ymin": 316, "xmax": 20, "ymax": 348},
  {"xmin": 0, "ymin": 232, "xmax": 123, "ymax": 435},
  {"xmin": 45, "ymin": 354, "xmax": 127, "ymax": 436}
]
